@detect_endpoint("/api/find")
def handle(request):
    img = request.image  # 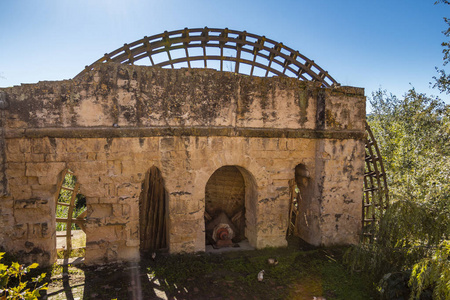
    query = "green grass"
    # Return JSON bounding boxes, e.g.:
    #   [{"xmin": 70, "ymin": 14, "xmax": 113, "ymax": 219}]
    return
[
  {"xmin": 145, "ymin": 246, "xmax": 377, "ymax": 299},
  {"xmin": 56, "ymin": 248, "xmax": 86, "ymax": 259},
  {"xmin": 44, "ymin": 243, "xmax": 378, "ymax": 300}
]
